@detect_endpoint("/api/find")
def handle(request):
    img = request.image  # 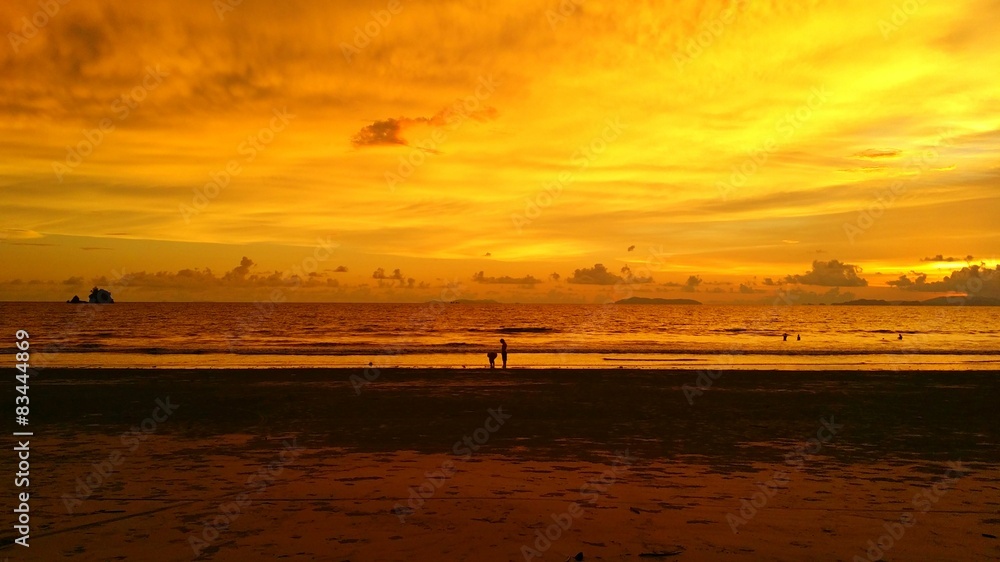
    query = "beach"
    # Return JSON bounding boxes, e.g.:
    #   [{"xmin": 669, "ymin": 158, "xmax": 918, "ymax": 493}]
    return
[{"xmin": 1, "ymin": 367, "xmax": 998, "ymax": 561}]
